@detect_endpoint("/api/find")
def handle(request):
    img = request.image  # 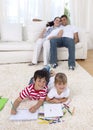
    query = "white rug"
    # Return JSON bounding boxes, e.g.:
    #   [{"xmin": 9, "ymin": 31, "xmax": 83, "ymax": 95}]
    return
[{"xmin": 0, "ymin": 61, "xmax": 93, "ymax": 130}]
